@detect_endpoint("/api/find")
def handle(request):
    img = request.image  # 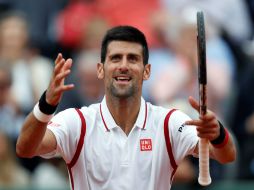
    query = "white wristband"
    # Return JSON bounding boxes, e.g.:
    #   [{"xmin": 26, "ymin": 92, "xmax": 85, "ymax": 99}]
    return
[{"xmin": 33, "ymin": 103, "xmax": 54, "ymax": 123}]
